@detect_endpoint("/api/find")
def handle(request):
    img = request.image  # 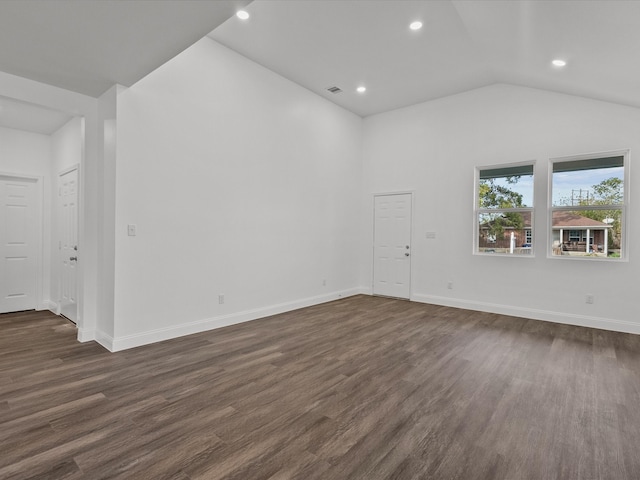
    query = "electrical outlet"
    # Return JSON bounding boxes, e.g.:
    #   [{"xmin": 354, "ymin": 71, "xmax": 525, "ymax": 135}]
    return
[
  {"xmin": 218, "ymin": 294, "xmax": 225, "ymax": 304},
  {"xmin": 586, "ymin": 294, "xmax": 594, "ymax": 304},
  {"xmin": 447, "ymin": 281, "xmax": 453, "ymax": 290}
]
